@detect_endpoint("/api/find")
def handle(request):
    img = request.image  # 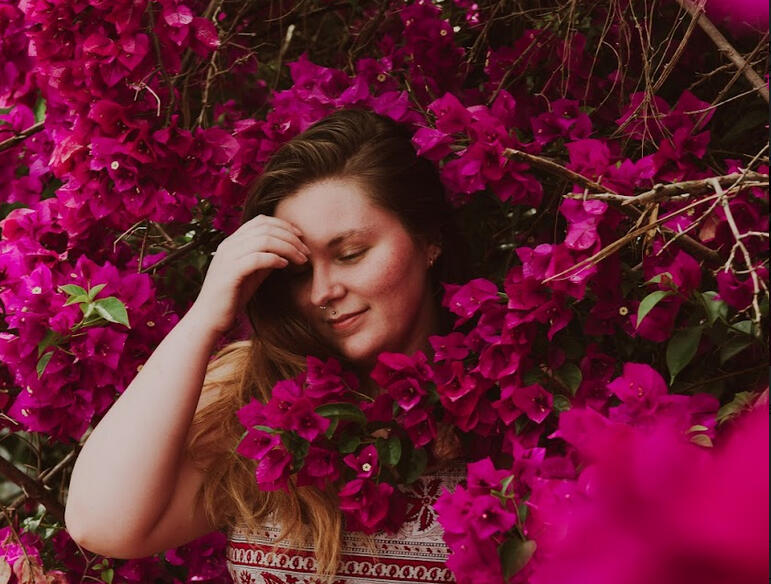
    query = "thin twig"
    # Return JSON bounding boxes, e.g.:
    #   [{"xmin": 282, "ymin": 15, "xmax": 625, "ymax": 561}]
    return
[
  {"xmin": 0, "ymin": 121, "xmax": 45, "ymax": 154},
  {"xmin": 715, "ymin": 178, "xmax": 765, "ymax": 329},
  {"xmin": 7, "ymin": 450, "xmax": 77, "ymax": 512},
  {"xmin": 504, "ymin": 148, "xmax": 612, "ymax": 194},
  {"xmin": 621, "ymin": 172, "xmax": 769, "ymax": 206},
  {"xmin": 676, "ymin": 0, "xmax": 769, "ymax": 103},
  {"xmin": 0, "ymin": 455, "xmax": 65, "ymax": 523},
  {"xmin": 544, "ymin": 191, "xmax": 727, "ymax": 283}
]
